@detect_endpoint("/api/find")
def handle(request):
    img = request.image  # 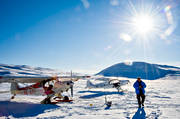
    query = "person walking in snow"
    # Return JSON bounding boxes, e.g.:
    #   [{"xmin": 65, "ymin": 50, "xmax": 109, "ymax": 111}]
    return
[{"xmin": 133, "ymin": 77, "xmax": 146, "ymax": 108}]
